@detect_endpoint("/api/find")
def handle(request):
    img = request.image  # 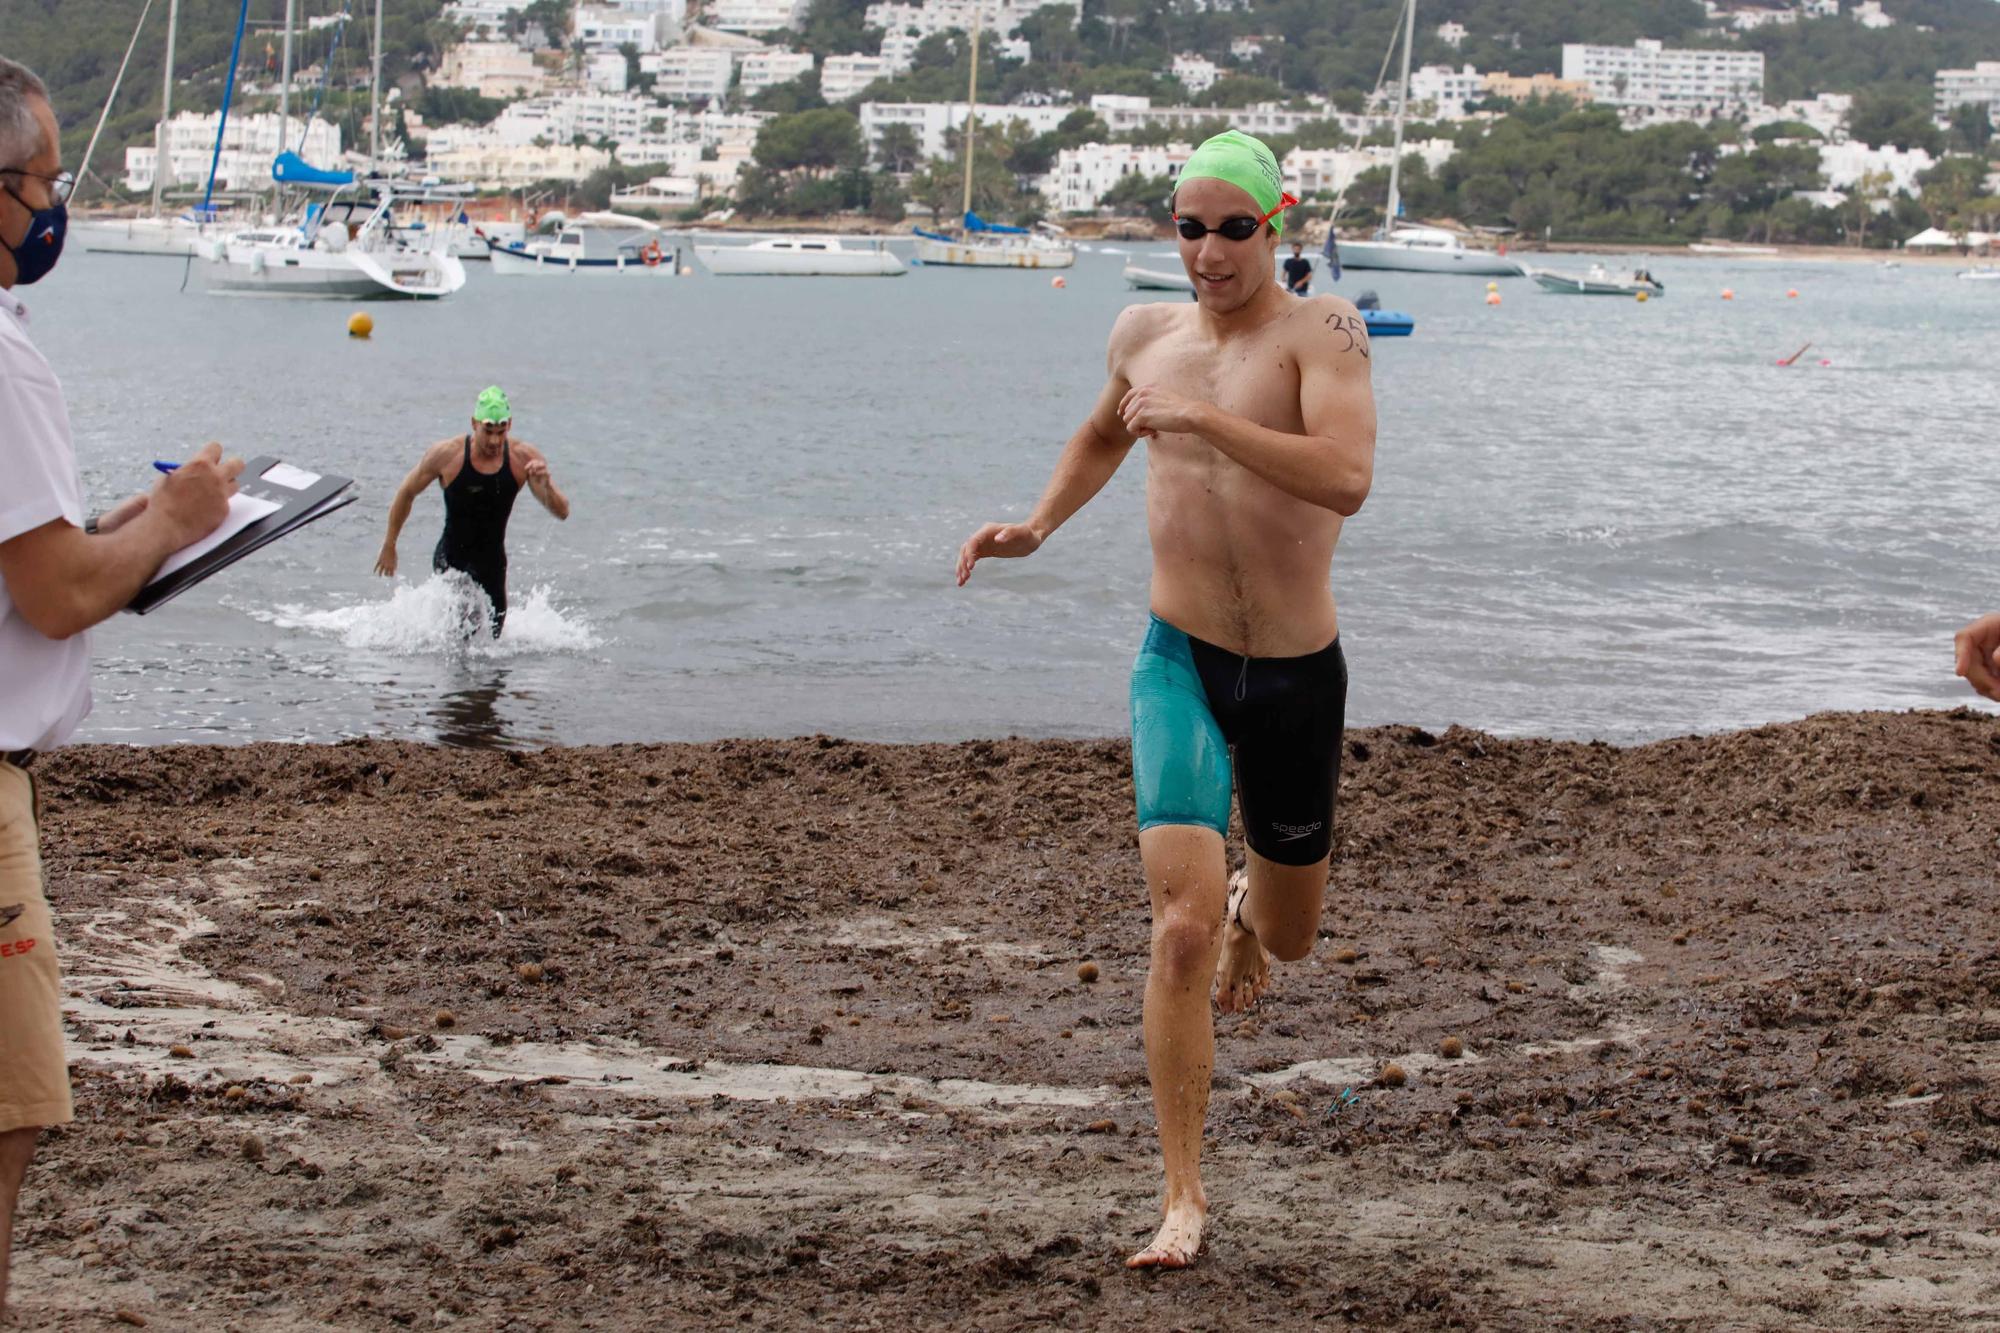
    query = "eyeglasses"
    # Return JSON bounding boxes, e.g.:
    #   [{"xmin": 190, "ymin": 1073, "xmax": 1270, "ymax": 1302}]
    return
[
  {"xmin": 1173, "ymin": 191, "xmax": 1300, "ymax": 242},
  {"xmin": 1, "ymin": 169, "xmax": 75, "ymax": 207}
]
